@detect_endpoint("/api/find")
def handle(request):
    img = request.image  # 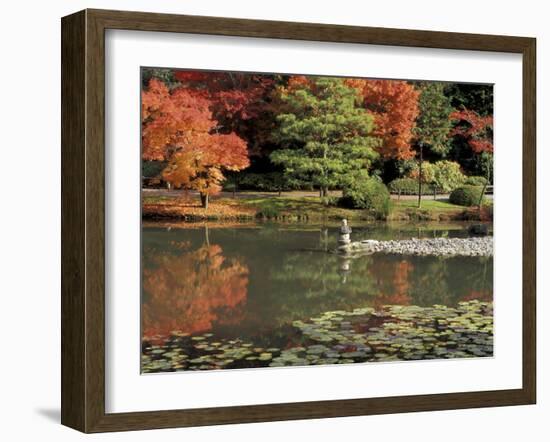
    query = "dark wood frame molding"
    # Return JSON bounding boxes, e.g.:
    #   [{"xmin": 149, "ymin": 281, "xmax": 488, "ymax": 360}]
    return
[{"xmin": 61, "ymin": 8, "xmax": 536, "ymax": 433}]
